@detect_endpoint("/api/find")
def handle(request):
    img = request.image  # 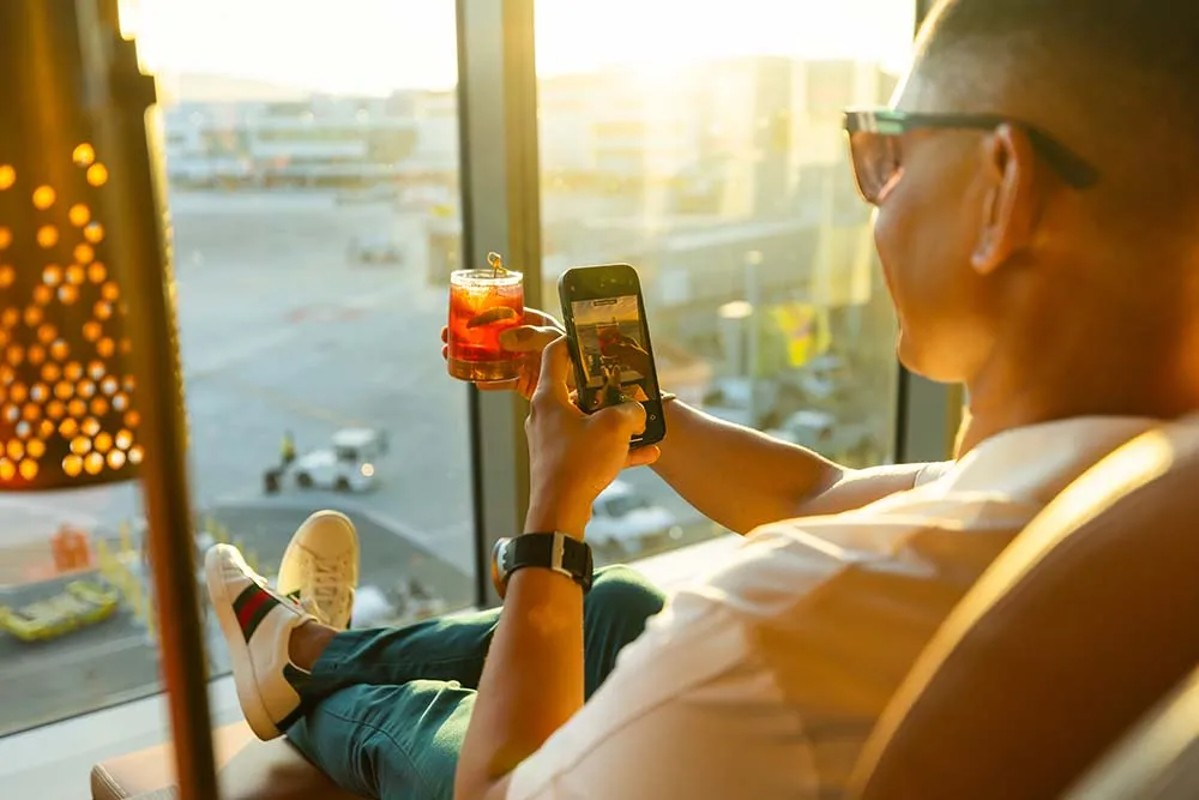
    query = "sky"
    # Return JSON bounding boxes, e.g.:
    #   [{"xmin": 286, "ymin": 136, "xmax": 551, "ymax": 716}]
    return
[{"xmin": 126, "ymin": 0, "xmax": 916, "ymax": 95}]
